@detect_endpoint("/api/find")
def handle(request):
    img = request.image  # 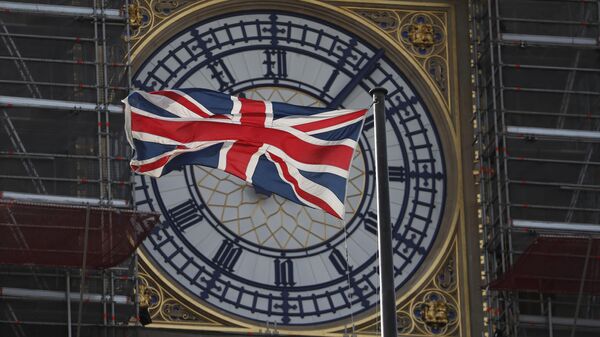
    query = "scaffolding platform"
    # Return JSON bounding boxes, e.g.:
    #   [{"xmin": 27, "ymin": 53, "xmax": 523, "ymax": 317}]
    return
[
  {"xmin": 490, "ymin": 237, "xmax": 600, "ymax": 295},
  {"xmin": 0, "ymin": 199, "xmax": 159, "ymax": 269}
]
